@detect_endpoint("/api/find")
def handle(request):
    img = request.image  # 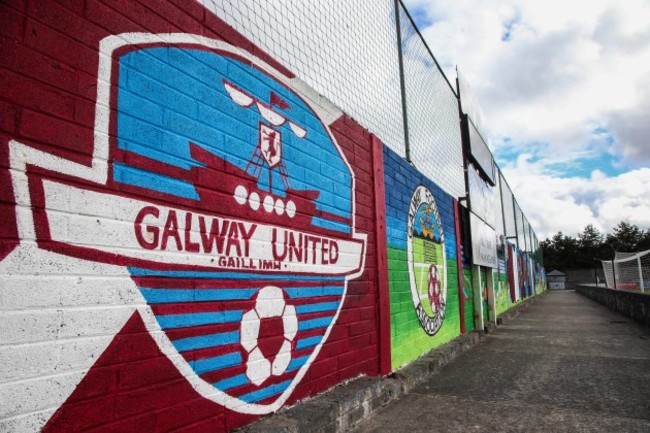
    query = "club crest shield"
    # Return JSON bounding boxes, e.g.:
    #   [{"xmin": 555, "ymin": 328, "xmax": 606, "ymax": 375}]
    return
[
  {"xmin": 9, "ymin": 34, "xmax": 366, "ymax": 415},
  {"xmin": 407, "ymin": 185, "xmax": 447, "ymax": 335}
]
